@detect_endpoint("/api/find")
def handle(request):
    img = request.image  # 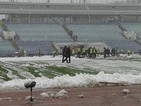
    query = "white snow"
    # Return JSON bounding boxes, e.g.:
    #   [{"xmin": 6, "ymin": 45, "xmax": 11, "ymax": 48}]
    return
[
  {"xmin": 55, "ymin": 89, "xmax": 68, "ymax": 98},
  {"xmin": 40, "ymin": 92, "xmax": 49, "ymax": 98},
  {"xmin": 0, "ymin": 54, "xmax": 141, "ymax": 90}
]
